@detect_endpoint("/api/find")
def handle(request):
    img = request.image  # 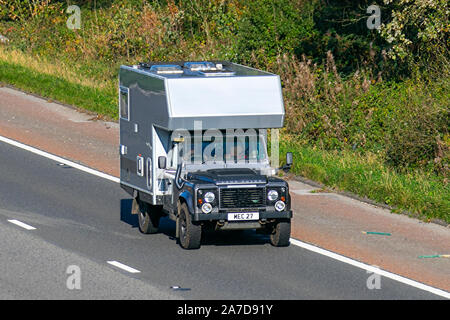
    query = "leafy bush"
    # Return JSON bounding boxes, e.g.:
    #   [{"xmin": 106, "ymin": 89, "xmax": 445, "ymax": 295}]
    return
[
  {"xmin": 234, "ymin": 0, "xmax": 316, "ymax": 65},
  {"xmin": 302, "ymin": 0, "xmax": 386, "ymax": 75},
  {"xmin": 0, "ymin": 0, "xmax": 60, "ymax": 21},
  {"xmin": 274, "ymin": 53, "xmax": 449, "ymax": 175},
  {"xmin": 384, "ymin": 79, "xmax": 449, "ymax": 175},
  {"xmin": 274, "ymin": 53, "xmax": 383, "ymax": 151},
  {"xmin": 380, "ymin": 0, "xmax": 449, "ymax": 74}
]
